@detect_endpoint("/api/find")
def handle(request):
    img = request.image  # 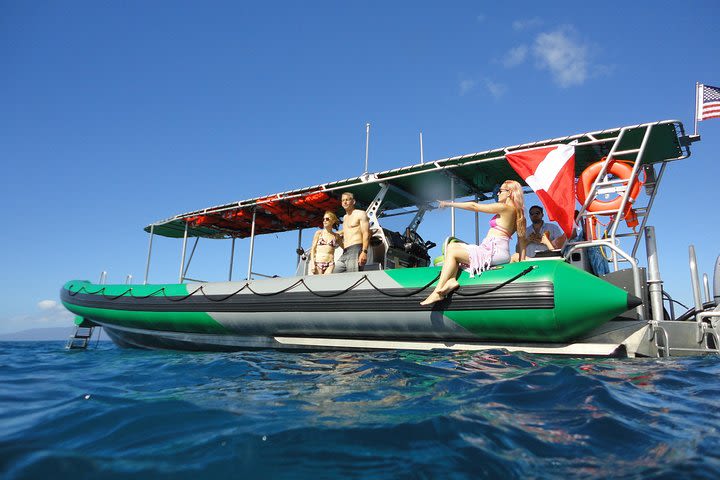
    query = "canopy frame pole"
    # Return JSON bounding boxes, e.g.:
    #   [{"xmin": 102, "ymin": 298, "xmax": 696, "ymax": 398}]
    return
[
  {"xmin": 450, "ymin": 178, "xmax": 456, "ymax": 237},
  {"xmin": 178, "ymin": 222, "xmax": 189, "ymax": 283},
  {"xmin": 144, "ymin": 225, "xmax": 154, "ymax": 285},
  {"xmin": 474, "ymin": 194, "xmax": 480, "ymax": 245},
  {"xmin": 405, "ymin": 207, "xmax": 427, "ymax": 235},
  {"xmin": 183, "ymin": 237, "xmax": 199, "ymax": 279},
  {"xmin": 297, "ymin": 229, "xmax": 303, "ymax": 266},
  {"xmin": 630, "ymin": 163, "xmax": 666, "ymax": 258},
  {"xmin": 364, "ymin": 123, "xmax": 370, "ymax": 174},
  {"xmin": 228, "ymin": 237, "xmax": 236, "ymax": 281},
  {"xmin": 365, "ymin": 182, "xmax": 390, "ymax": 230},
  {"xmin": 246, "ymin": 209, "xmax": 257, "ymax": 281}
]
